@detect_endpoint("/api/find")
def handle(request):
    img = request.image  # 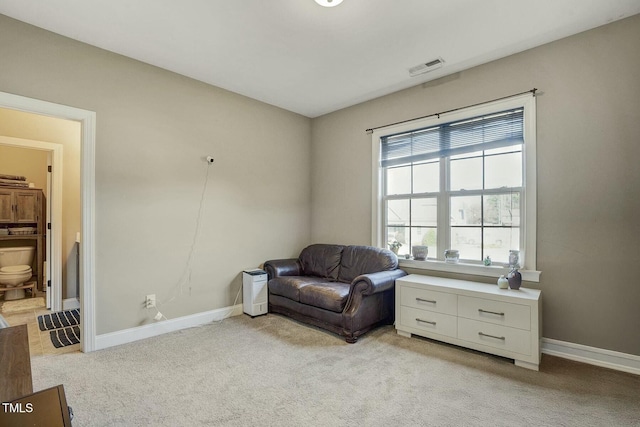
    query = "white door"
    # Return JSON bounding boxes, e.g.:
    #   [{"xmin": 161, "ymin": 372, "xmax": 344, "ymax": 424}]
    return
[{"xmin": 46, "ymin": 152, "xmax": 52, "ymax": 309}]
